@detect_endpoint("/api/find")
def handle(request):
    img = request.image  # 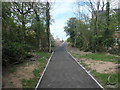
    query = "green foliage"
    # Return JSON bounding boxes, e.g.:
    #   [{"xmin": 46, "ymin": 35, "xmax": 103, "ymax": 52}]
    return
[
  {"xmin": 65, "ymin": 8, "xmax": 119, "ymax": 53},
  {"xmin": 75, "ymin": 36, "xmax": 83, "ymax": 49},
  {"xmin": 3, "ymin": 42, "xmax": 25, "ymax": 57},
  {"xmin": 65, "ymin": 1, "xmax": 119, "ymax": 53},
  {"xmin": 64, "ymin": 17, "xmax": 78, "ymax": 45},
  {"xmin": 103, "ymin": 38, "xmax": 115, "ymax": 47},
  {"xmin": 65, "ymin": 17, "xmax": 90, "ymax": 49},
  {"xmin": 3, "ymin": 41, "xmax": 26, "ymax": 64},
  {"xmin": 2, "ymin": 2, "xmax": 53, "ymax": 65}
]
